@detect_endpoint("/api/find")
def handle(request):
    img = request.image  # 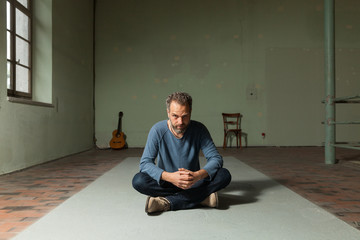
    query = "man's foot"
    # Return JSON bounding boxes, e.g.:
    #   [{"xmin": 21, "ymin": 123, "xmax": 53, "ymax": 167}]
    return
[
  {"xmin": 201, "ymin": 192, "xmax": 218, "ymax": 208},
  {"xmin": 145, "ymin": 196, "xmax": 170, "ymax": 214}
]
